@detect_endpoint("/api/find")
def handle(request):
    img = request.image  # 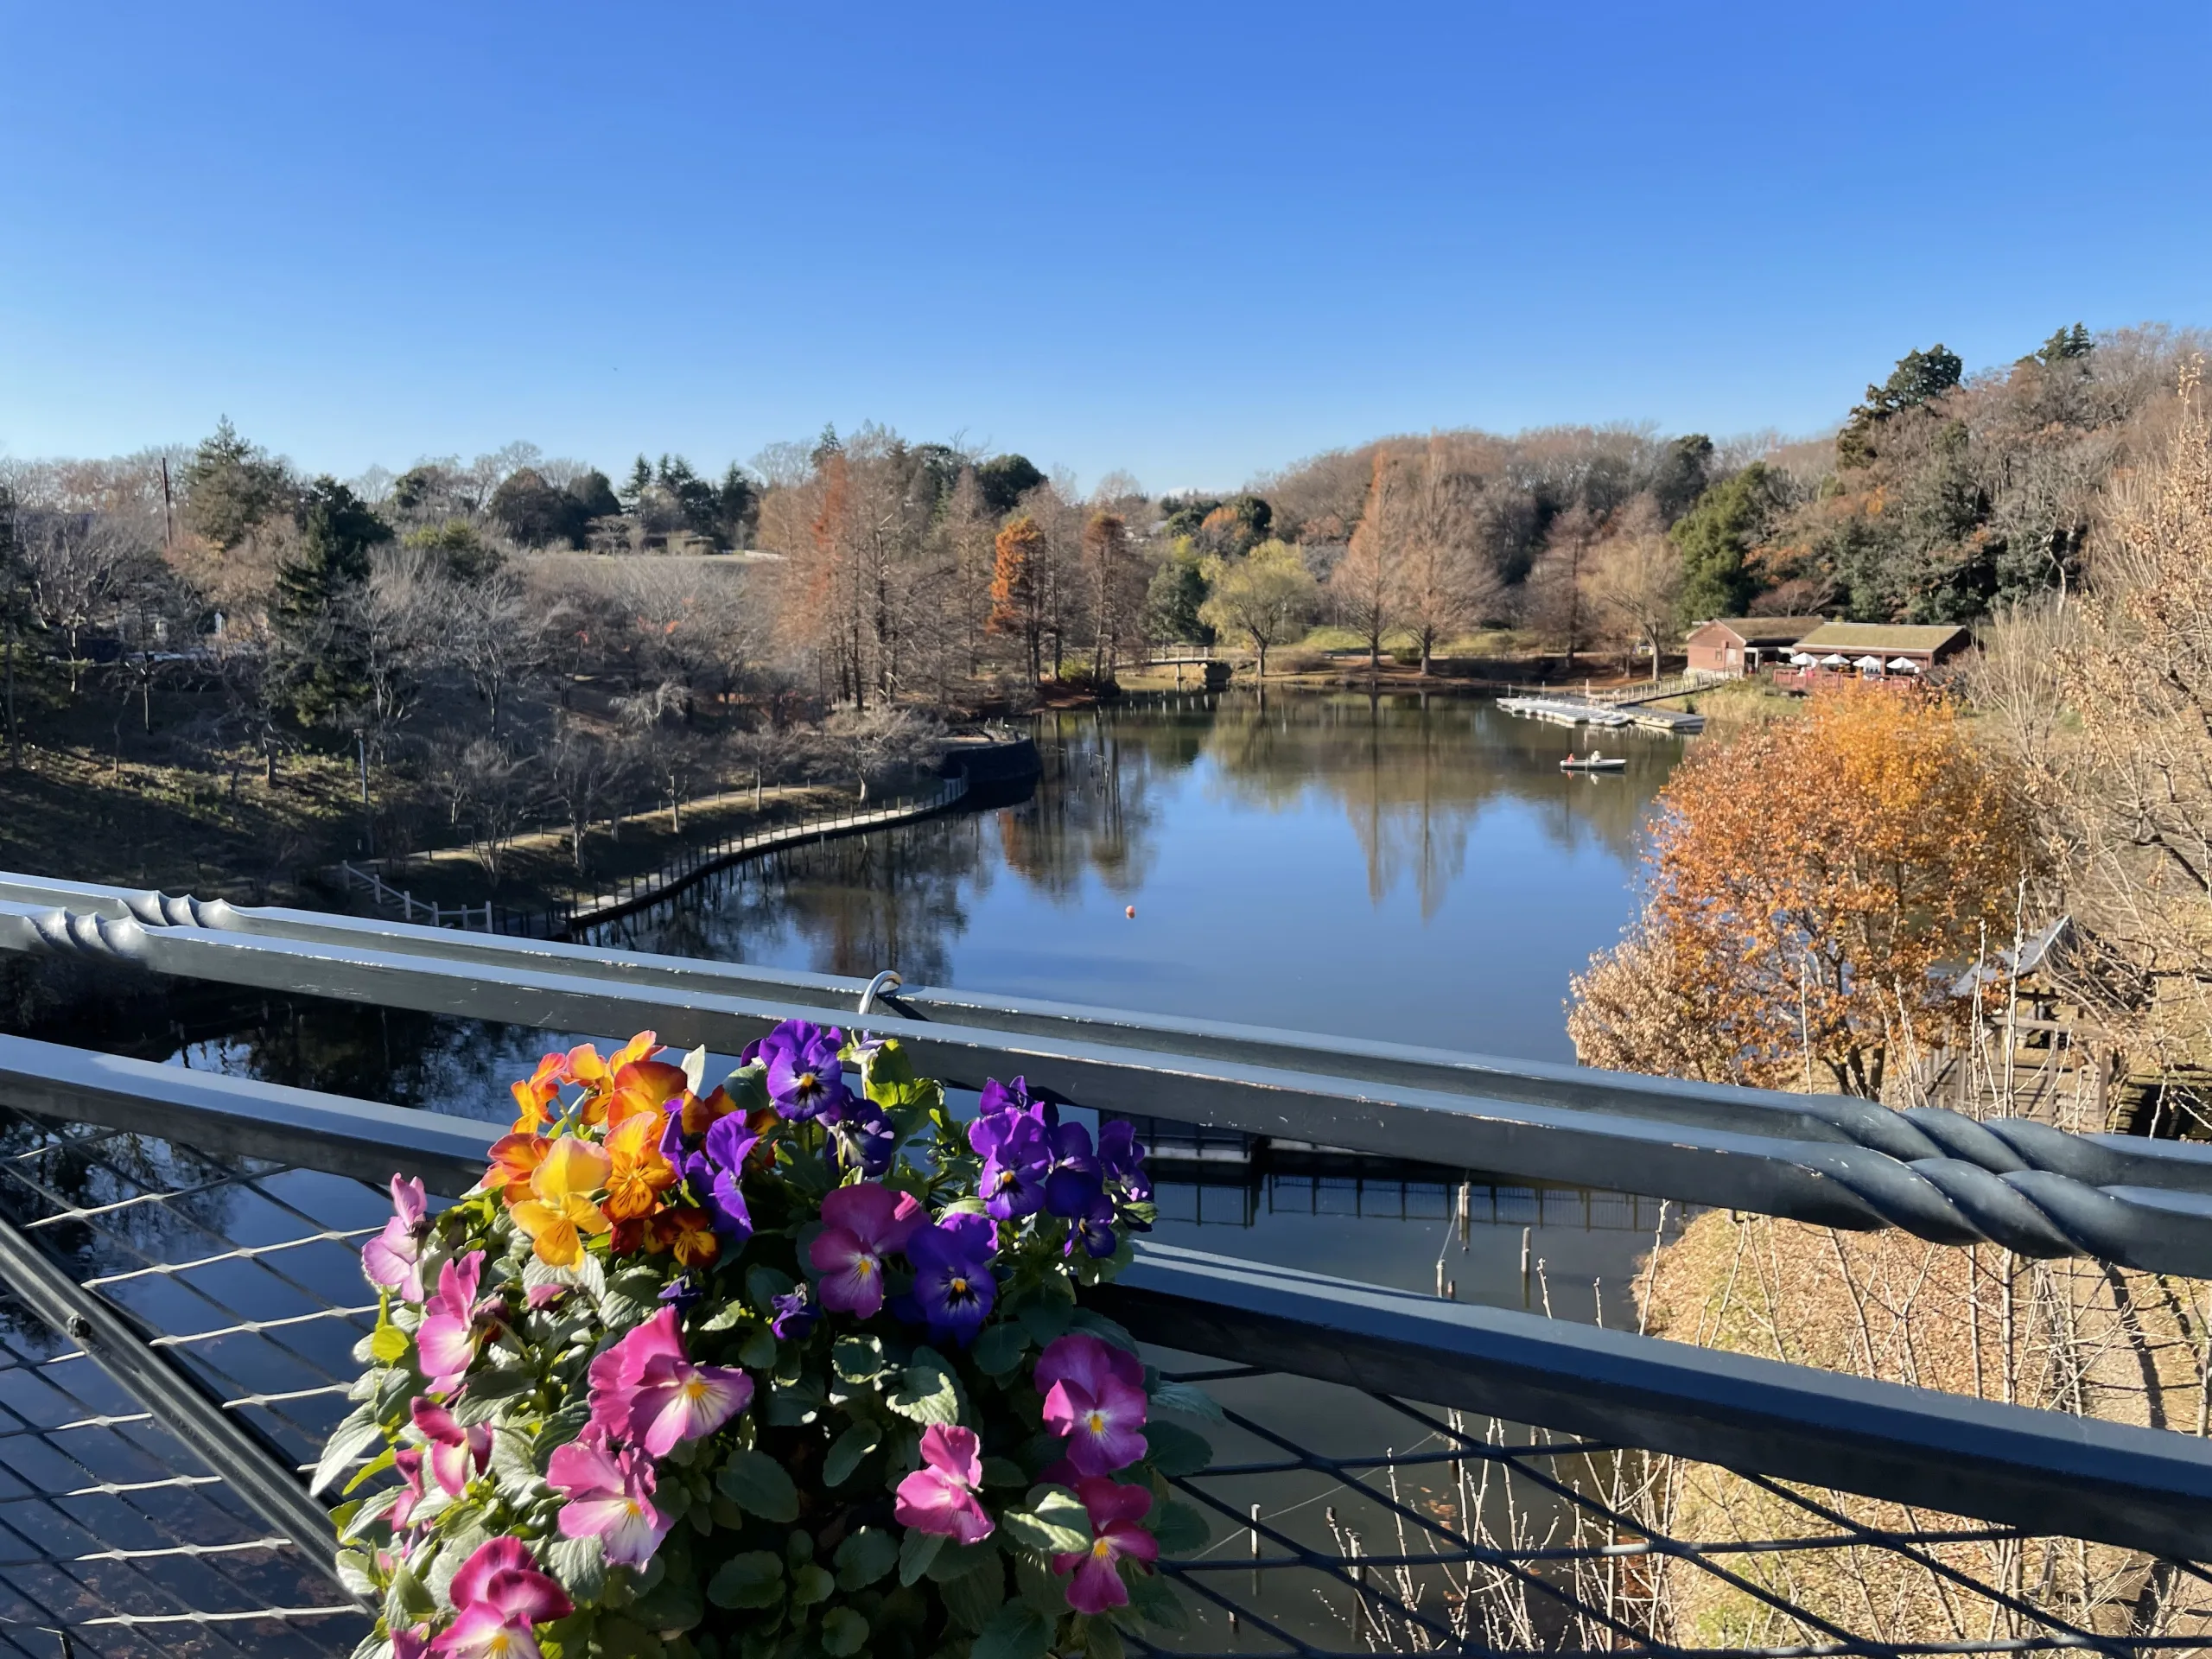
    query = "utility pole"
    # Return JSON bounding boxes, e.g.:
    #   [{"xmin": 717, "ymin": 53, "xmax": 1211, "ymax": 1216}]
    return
[
  {"xmin": 159, "ymin": 456, "xmax": 176, "ymax": 554},
  {"xmin": 356, "ymin": 728, "xmax": 375, "ymax": 857}
]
